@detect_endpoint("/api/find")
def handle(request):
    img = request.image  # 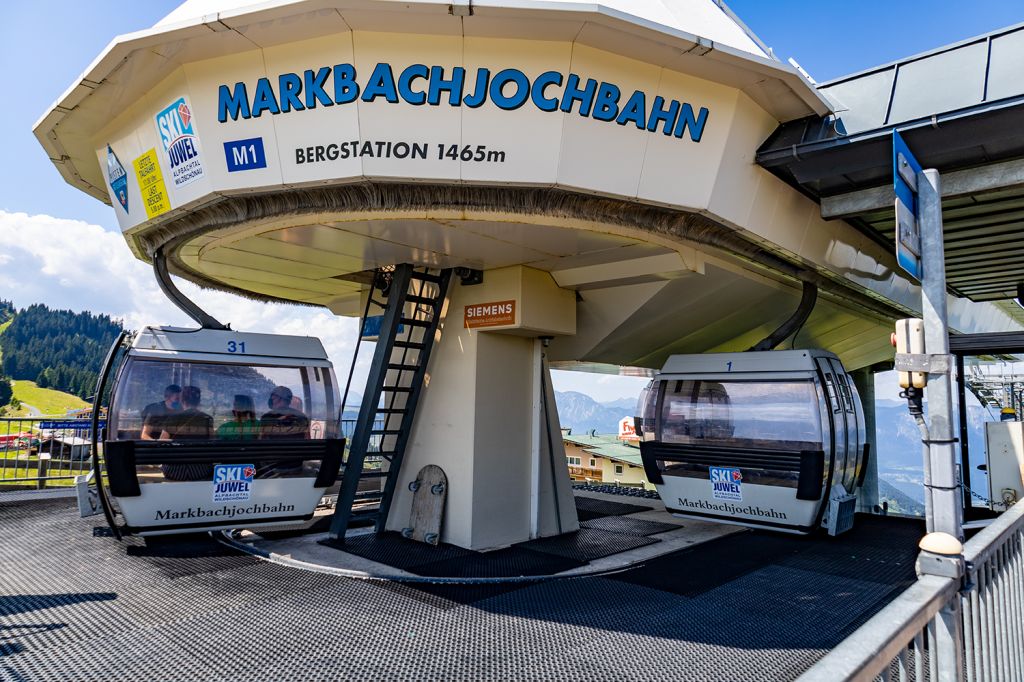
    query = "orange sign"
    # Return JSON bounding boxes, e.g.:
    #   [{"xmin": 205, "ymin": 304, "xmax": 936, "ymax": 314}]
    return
[
  {"xmin": 618, "ymin": 416, "xmax": 639, "ymax": 441},
  {"xmin": 464, "ymin": 300, "xmax": 516, "ymax": 328}
]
